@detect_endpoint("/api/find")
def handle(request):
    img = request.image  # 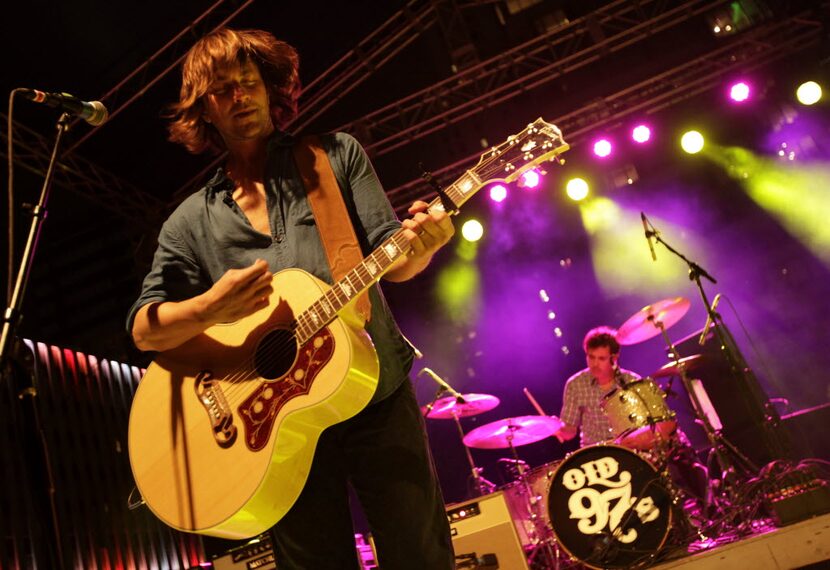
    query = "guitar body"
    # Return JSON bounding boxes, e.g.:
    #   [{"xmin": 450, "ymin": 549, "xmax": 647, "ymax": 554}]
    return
[{"xmin": 128, "ymin": 268, "xmax": 379, "ymax": 539}]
